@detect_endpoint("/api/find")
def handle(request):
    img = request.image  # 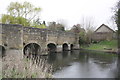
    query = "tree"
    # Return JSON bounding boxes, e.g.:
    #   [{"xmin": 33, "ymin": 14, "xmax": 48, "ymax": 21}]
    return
[
  {"xmin": 80, "ymin": 17, "xmax": 95, "ymax": 43},
  {"xmin": 1, "ymin": 2, "xmax": 41, "ymax": 27},
  {"xmin": 70, "ymin": 24, "xmax": 86, "ymax": 46},
  {"xmin": 70, "ymin": 17, "xmax": 95, "ymax": 45},
  {"xmin": 7, "ymin": 2, "xmax": 41, "ymax": 21},
  {"xmin": 79, "ymin": 31, "xmax": 86, "ymax": 46},
  {"xmin": 114, "ymin": 0, "xmax": 120, "ymax": 54},
  {"xmin": 2, "ymin": 14, "xmax": 30, "ymax": 26},
  {"xmin": 114, "ymin": 1, "xmax": 120, "ymax": 77},
  {"xmin": 2, "ymin": 14, "xmax": 15, "ymax": 24}
]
